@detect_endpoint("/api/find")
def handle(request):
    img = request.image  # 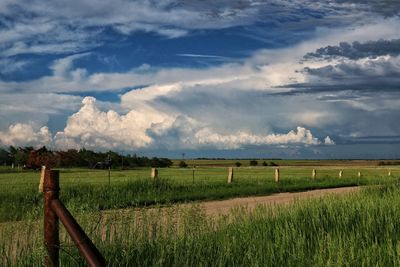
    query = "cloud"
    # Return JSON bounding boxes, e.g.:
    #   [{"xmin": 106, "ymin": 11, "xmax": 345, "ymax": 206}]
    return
[
  {"xmin": 0, "ymin": 0, "xmax": 389, "ymax": 59},
  {"xmin": 300, "ymin": 55, "xmax": 400, "ymax": 92},
  {"xmin": 0, "ymin": 58, "xmax": 29, "ymax": 75},
  {"xmin": 304, "ymin": 39, "xmax": 400, "ymax": 60},
  {"xmin": 324, "ymin": 136, "xmax": 335, "ymax": 145},
  {"xmin": 0, "ymin": 92, "xmax": 83, "ymax": 129},
  {"xmin": 50, "ymin": 96, "xmax": 331, "ymax": 151},
  {"xmin": 0, "ymin": 123, "xmax": 52, "ymax": 147},
  {"xmin": 2, "ymin": 15, "xmax": 400, "ymax": 154},
  {"xmin": 333, "ymin": 0, "xmax": 400, "ymax": 17}
]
